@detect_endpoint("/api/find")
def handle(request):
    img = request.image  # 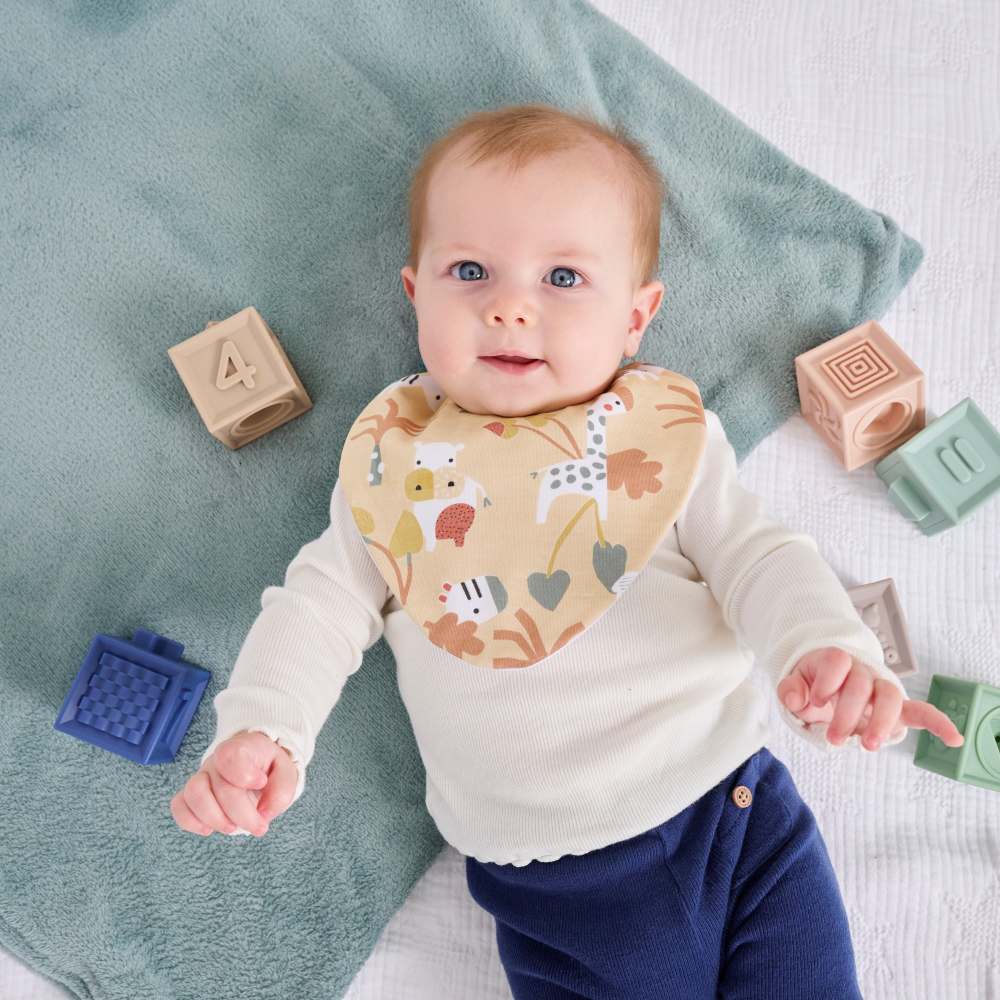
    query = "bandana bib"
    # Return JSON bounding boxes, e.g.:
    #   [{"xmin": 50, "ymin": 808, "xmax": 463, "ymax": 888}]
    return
[{"xmin": 338, "ymin": 361, "xmax": 707, "ymax": 669}]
